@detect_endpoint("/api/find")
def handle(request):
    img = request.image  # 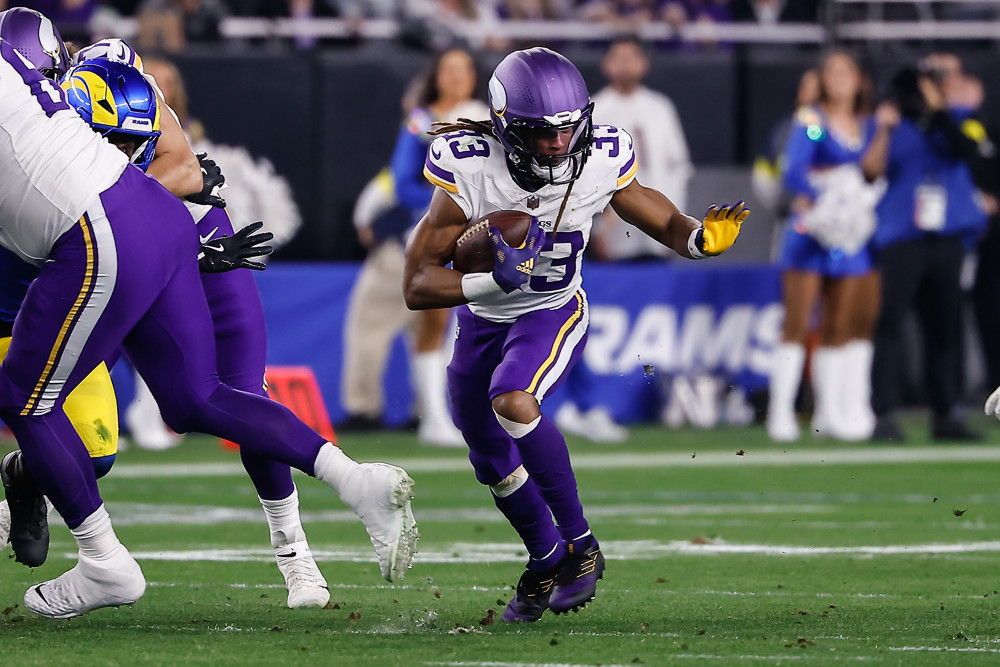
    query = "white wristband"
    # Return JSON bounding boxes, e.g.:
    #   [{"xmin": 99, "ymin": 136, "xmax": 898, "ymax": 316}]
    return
[
  {"xmin": 687, "ymin": 227, "xmax": 707, "ymax": 259},
  {"xmin": 461, "ymin": 272, "xmax": 504, "ymax": 301}
]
